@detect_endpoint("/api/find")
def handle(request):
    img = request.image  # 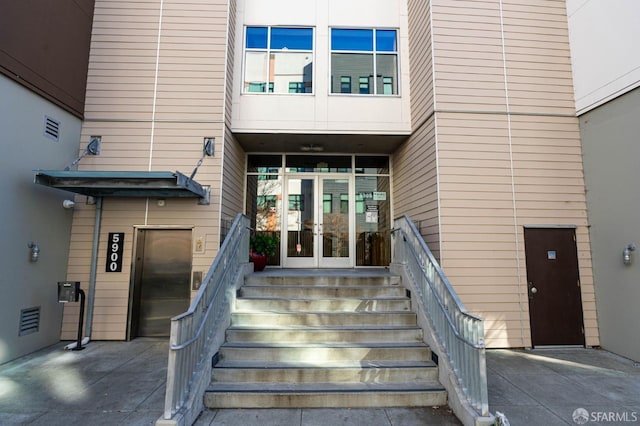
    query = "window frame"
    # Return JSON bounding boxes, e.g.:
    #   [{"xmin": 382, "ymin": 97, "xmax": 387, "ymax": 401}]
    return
[
  {"xmin": 329, "ymin": 27, "xmax": 399, "ymax": 96},
  {"xmin": 243, "ymin": 26, "xmax": 315, "ymax": 95}
]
